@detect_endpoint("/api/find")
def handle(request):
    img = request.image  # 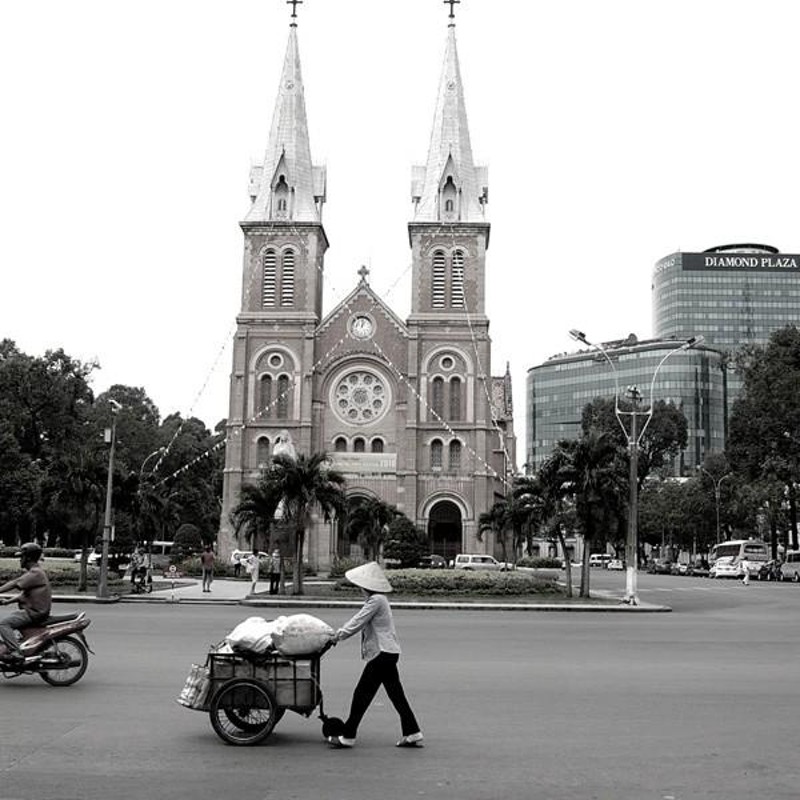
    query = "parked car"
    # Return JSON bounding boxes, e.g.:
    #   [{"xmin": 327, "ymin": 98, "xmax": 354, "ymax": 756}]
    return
[
  {"xmin": 453, "ymin": 554, "xmax": 514, "ymax": 571},
  {"xmin": 607, "ymin": 558, "xmax": 624, "ymax": 571},
  {"xmin": 589, "ymin": 554, "xmax": 613, "ymax": 568},
  {"xmin": 757, "ymin": 560, "xmax": 783, "ymax": 581},
  {"xmin": 418, "ymin": 554, "xmax": 447, "ymax": 569},
  {"xmin": 647, "ymin": 559, "xmax": 673, "ymax": 575},
  {"xmin": 73, "ymin": 549, "xmax": 101, "ymax": 565}
]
